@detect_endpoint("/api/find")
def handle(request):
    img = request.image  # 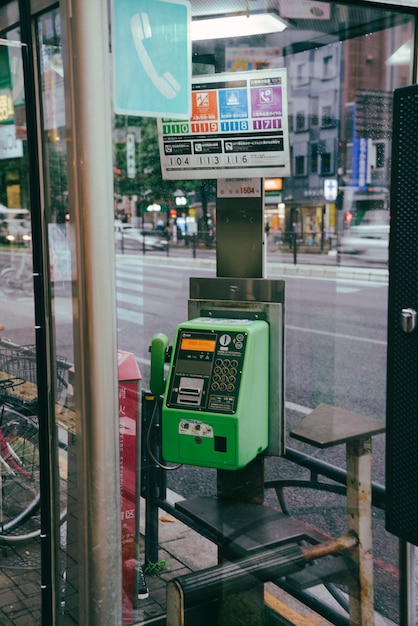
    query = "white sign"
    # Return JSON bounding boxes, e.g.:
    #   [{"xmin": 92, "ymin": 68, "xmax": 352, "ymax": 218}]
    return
[
  {"xmin": 217, "ymin": 178, "xmax": 262, "ymax": 198},
  {"xmin": 158, "ymin": 68, "xmax": 290, "ymax": 180},
  {"xmin": 324, "ymin": 178, "xmax": 338, "ymax": 202},
  {"xmin": 126, "ymin": 133, "xmax": 136, "ymax": 178},
  {"xmin": 0, "ymin": 124, "xmax": 23, "ymax": 159}
]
